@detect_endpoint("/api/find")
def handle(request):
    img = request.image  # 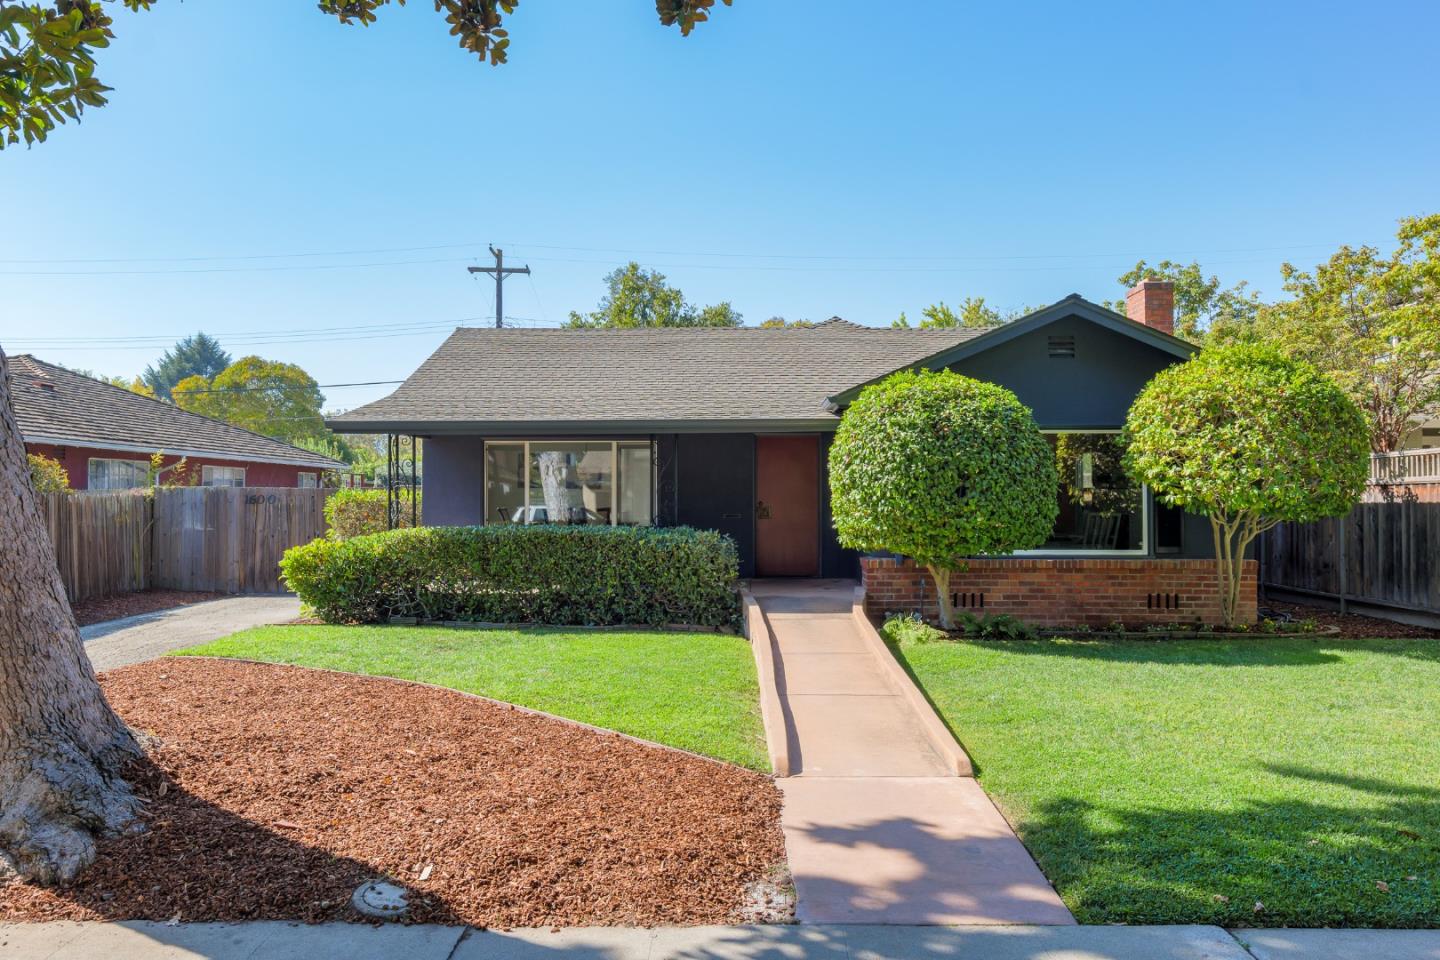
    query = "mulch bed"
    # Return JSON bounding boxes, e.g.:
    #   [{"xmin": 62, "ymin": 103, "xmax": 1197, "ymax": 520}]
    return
[
  {"xmin": 0, "ymin": 660, "xmax": 787, "ymax": 927},
  {"xmin": 1261, "ymin": 599, "xmax": 1440, "ymax": 640},
  {"xmin": 71, "ymin": 590, "xmax": 228, "ymax": 627}
]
